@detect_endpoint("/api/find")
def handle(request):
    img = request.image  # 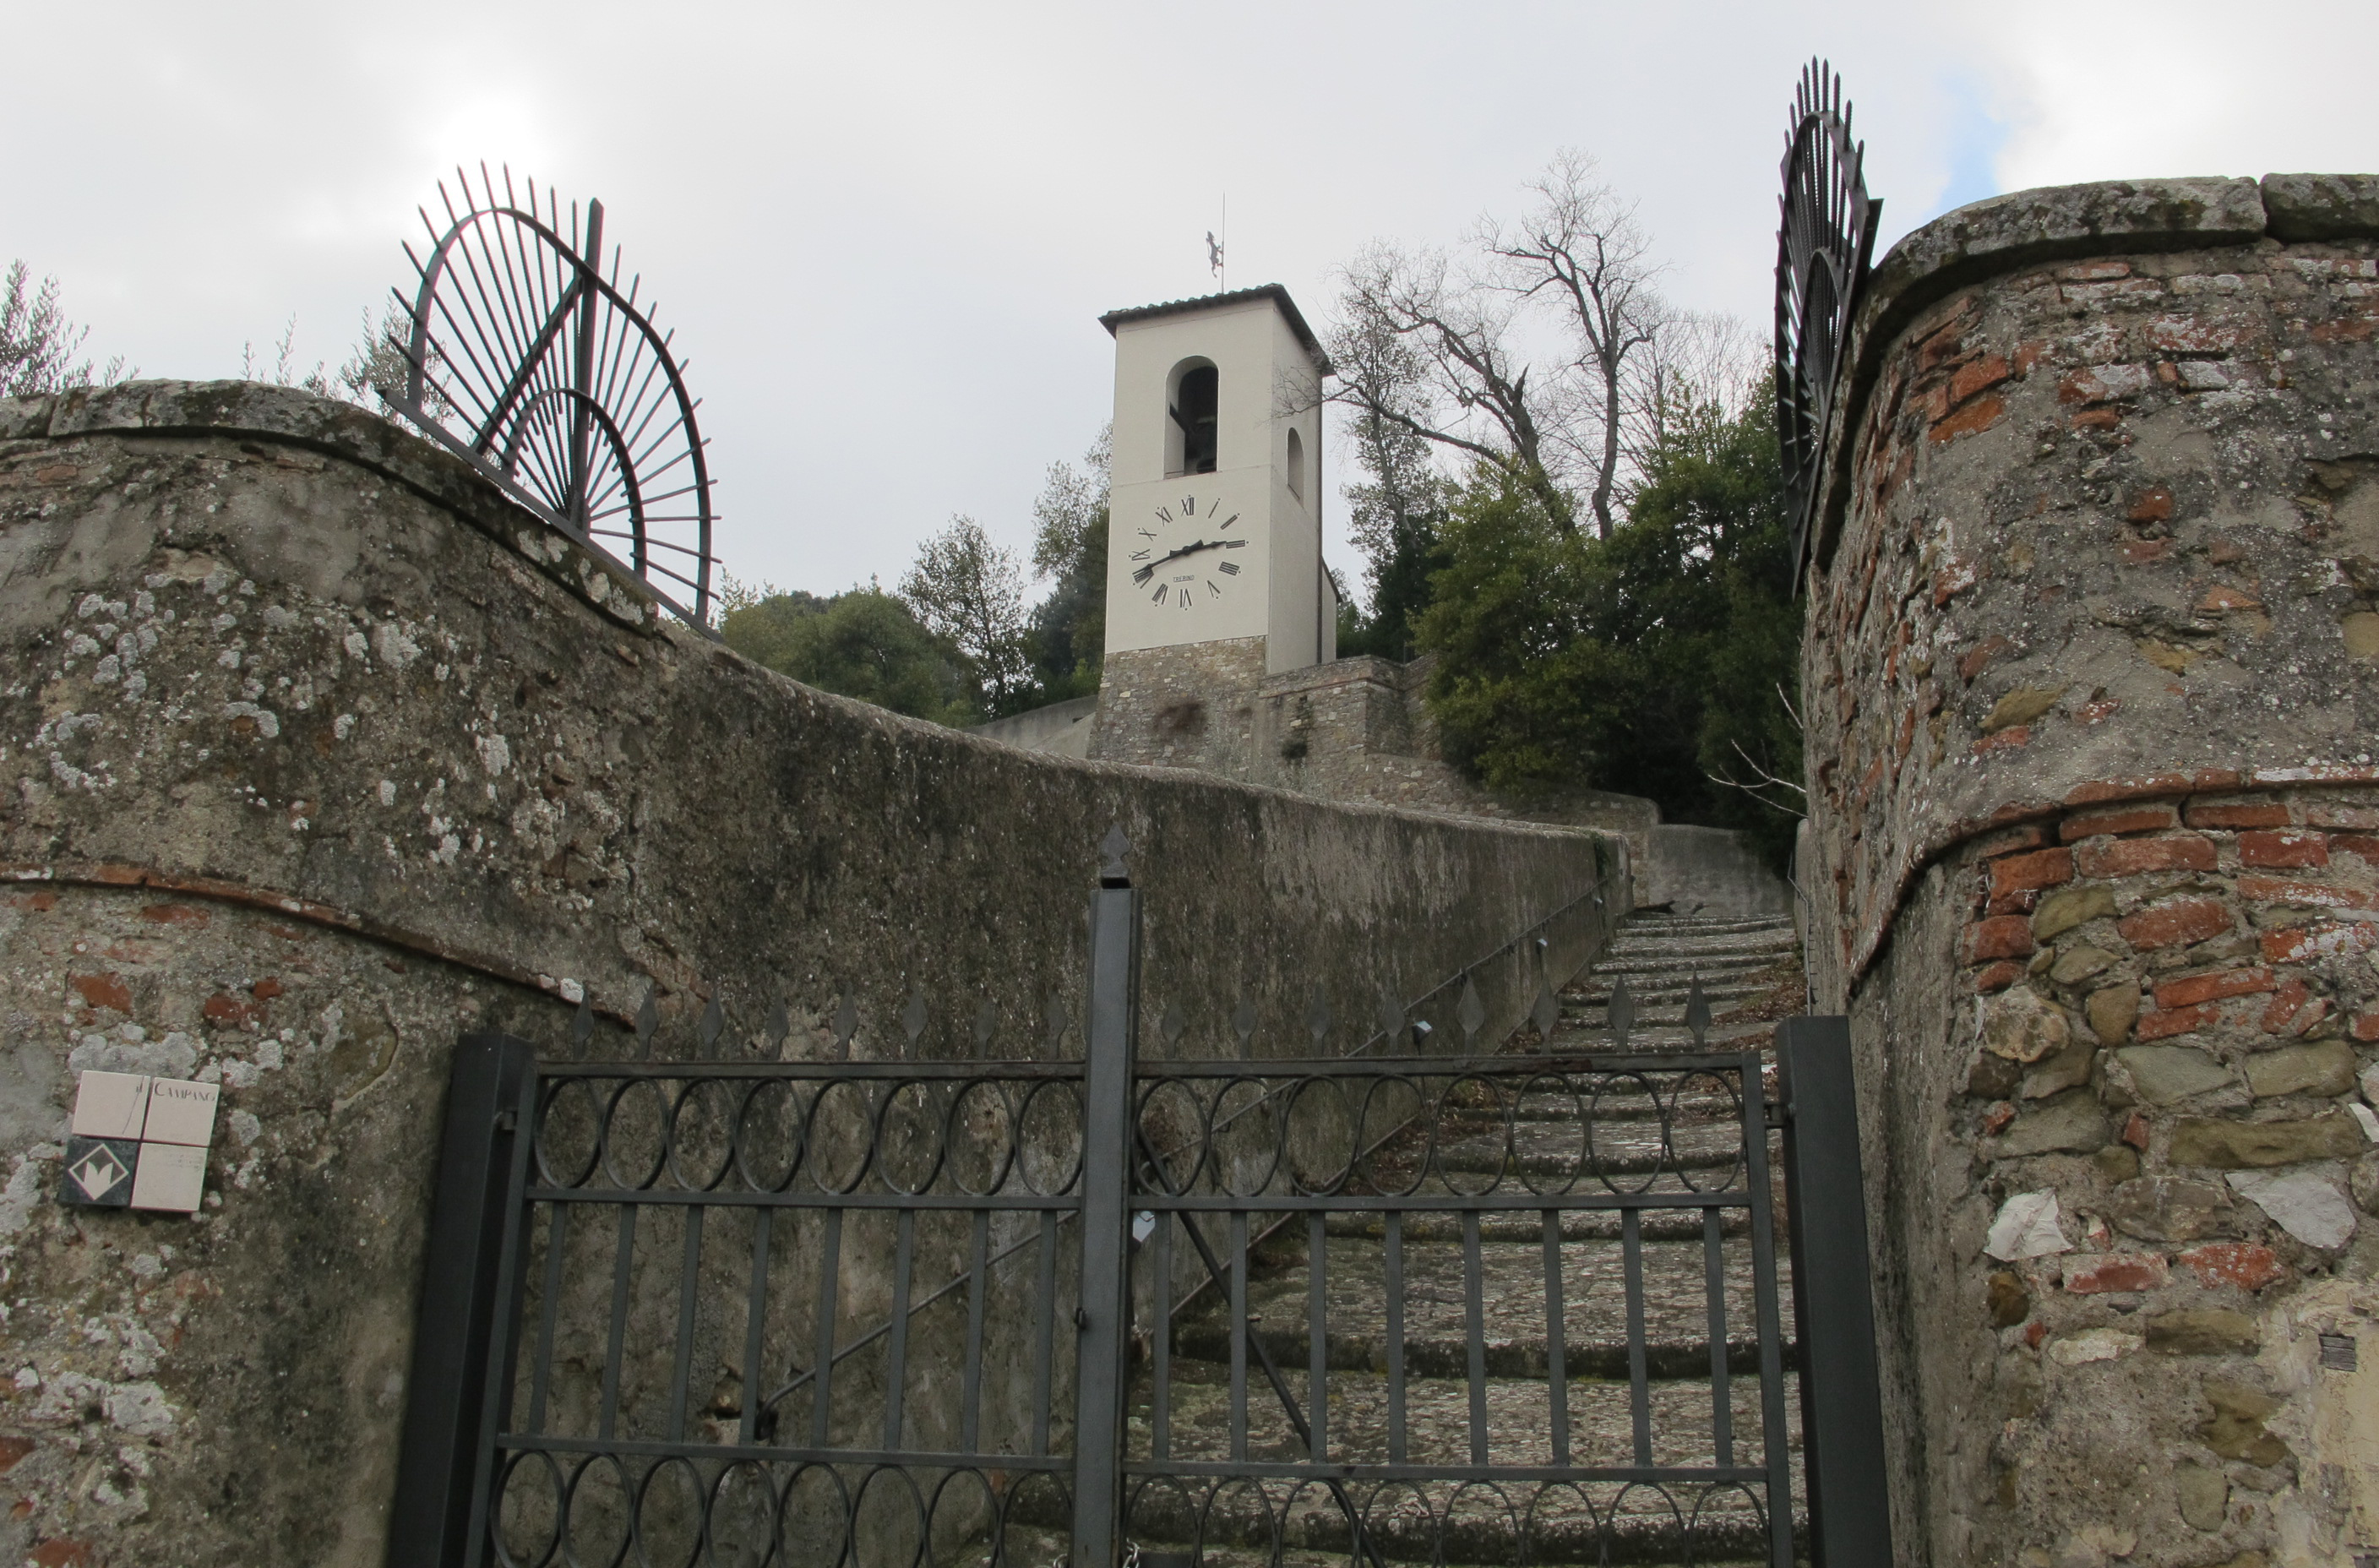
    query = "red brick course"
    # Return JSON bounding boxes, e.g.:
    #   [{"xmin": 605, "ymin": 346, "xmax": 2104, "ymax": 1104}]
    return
[
  {"xmin": 2240, "ymin": 875, "xmax": 2379, "ymax": 911},
  {"xmin": 1972, "ymin": 961, "xmax": 2027, "ymax": 994},
  {"xmin": 2075, "ymin": 836, "xmax": 2215, "ymax": 877},
  {"xmin": 2137, "ymin": 1002, "xmax": 2220, "ymax": 1041},
  {"xmin": 2186, "ymin": 801, "xmax": 2293, "ymax": 830},
  {"xmin": 2262, "ymin": 921, "xmax": 2379, "ymax": 964},
  {"xmin": 2240, "ymin": 830, "xmax": 2329, "ymax": 868},
  {"xmin": 2153, "ymin": 967, "xmax": 2275, "ymax": 1009},
  {"xmin": 1990, "ymin": 847, "xmax": 2075, "ymax": 899},
  {"xmin": 2061, "ymin": 804, "xmax": 2180, "ymax": 841},
  {"xmin": 2063, "ymin": 1254, "xmax": 2170, "ymax": 1293},
  {"xmin": 2116, "ymin": 898, "xmax": 2234, "ymax": 950},
  {"xmin": 1964, "ymin": 916, "xmax": 2036, "ymax": 963},
  {"xmin": 2179, "ymin": 1243, "xmax": 2284, "ymax": 1291},
  {"xmin": 2329, "ymin": 835, "xmax": 2379, "ymax": 866},
  {"xmin": 68, "ymin": 972, "xmax": 131, "ymax": 1011}
]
